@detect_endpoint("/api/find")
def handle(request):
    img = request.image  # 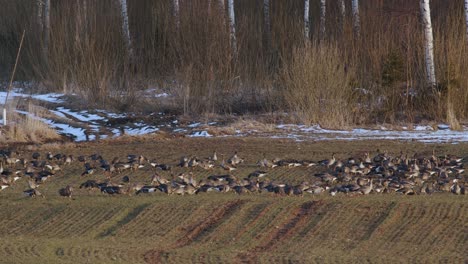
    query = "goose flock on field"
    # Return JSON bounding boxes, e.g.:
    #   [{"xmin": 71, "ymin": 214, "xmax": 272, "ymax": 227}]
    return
[{"xmin": 0, "ymin": 148, "xmax": 466, "ymax": 198}]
